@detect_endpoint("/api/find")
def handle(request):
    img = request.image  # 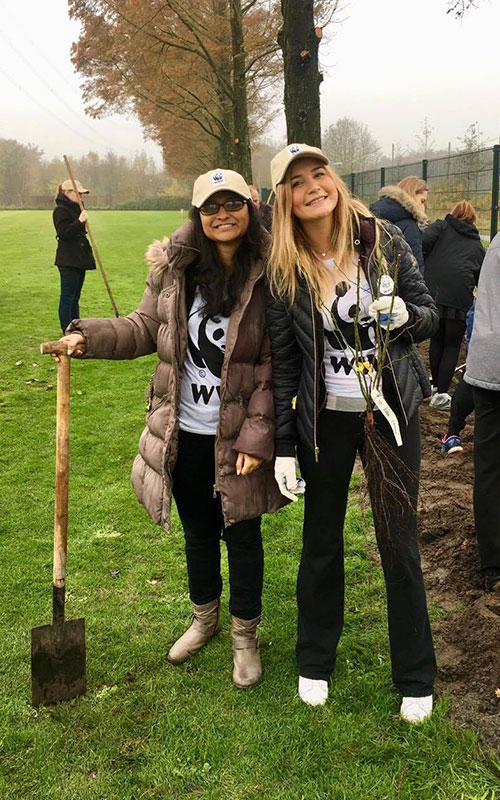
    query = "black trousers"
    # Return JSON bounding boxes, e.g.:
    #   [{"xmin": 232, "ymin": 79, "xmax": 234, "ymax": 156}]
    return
[
  {"xmin": 58, "ymin": 266, "xmax": 86, "ymax": 333},
  {"xmin": 447, "ymin": 371, "xmax": 474, "ymax": 436},
  {"xmin": 296, "ymin": 410, "xmax": 436, "ymax": 696},
  {"xmin": 172, "ymin": 429, "xmax": 263, "ymax": 620},
  {"xmin": 472, "ymin": 387, "xmax": 500, "ymax": 572},
  {"xmin": 429, "ymin": 318, "xmax": 466, "ymax": 394}
]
